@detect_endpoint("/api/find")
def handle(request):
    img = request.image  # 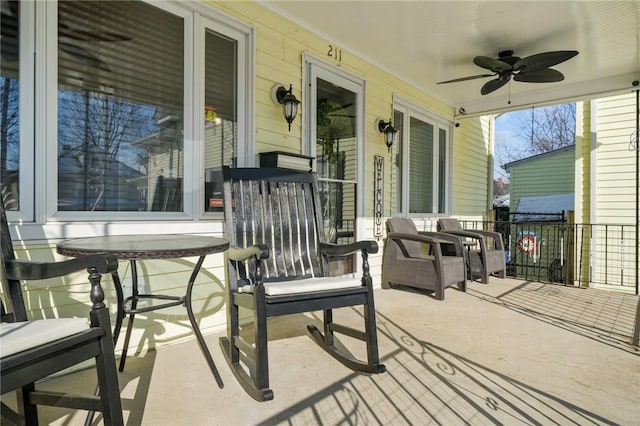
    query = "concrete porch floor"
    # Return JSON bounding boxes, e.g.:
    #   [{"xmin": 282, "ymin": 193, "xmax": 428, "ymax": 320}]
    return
[{"xmin": 3, "ymin": 277, "xmax": 639, "ymax": 425}]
